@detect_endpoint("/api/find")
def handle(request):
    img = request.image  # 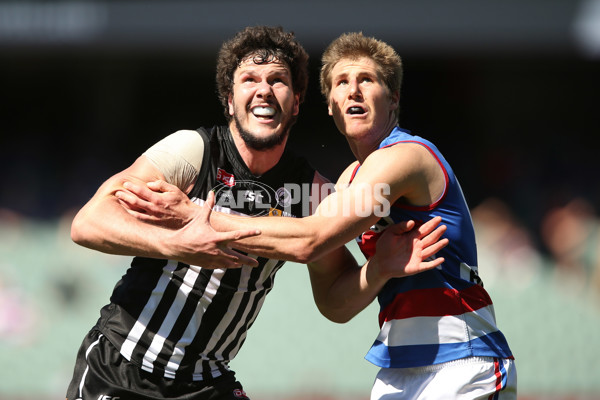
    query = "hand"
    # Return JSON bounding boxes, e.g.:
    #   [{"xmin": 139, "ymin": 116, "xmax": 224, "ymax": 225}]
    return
[
  {"xmin": 370, "ymin": 216, "xmax": 449, "ymax": 281},
  {"xmin": 115, "ymin": 180, "xmax": 261, "ymax": 268},
  {"xmin": 115, "ymin": 180, "xmax": 196, "ymax": 229}
]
